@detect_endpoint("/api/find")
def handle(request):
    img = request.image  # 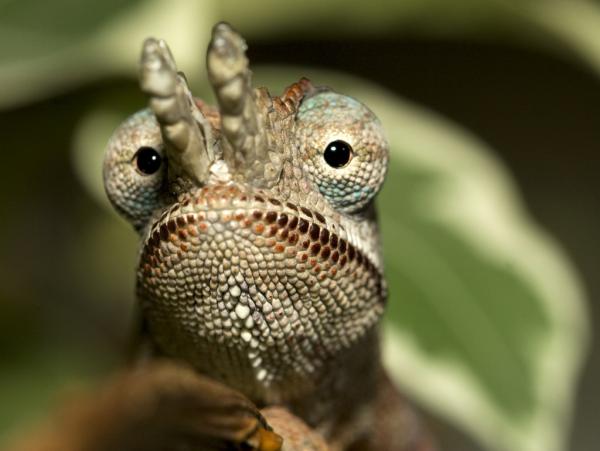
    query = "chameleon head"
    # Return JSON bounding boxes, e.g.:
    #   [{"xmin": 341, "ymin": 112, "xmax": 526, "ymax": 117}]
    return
[{"xmin": 103, "ymin": 23, "xmax": 389, "ymax": 402}]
